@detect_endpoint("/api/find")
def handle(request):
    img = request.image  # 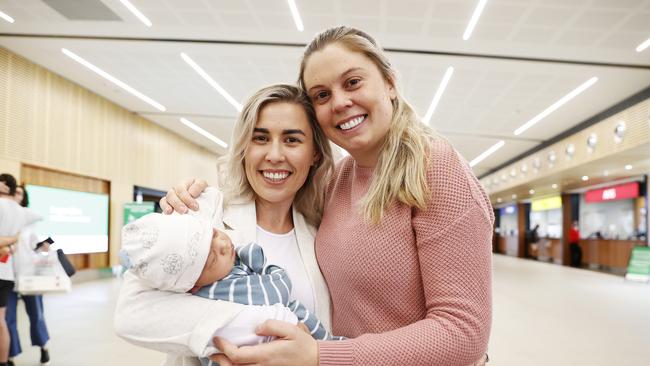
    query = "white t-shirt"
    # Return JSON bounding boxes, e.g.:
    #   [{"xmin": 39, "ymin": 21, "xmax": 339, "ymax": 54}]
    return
[{"xmin": 255, "ymin": 225, "xmax": 316, "ymax": 313}]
